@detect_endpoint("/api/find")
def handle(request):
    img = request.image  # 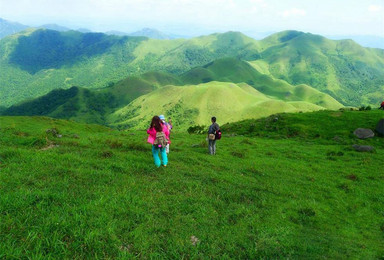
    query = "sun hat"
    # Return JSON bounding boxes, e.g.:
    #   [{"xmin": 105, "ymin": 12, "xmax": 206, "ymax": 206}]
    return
[{"xmin": 159, "ymin": 115, "xmax": 165, "ymax": 120}]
